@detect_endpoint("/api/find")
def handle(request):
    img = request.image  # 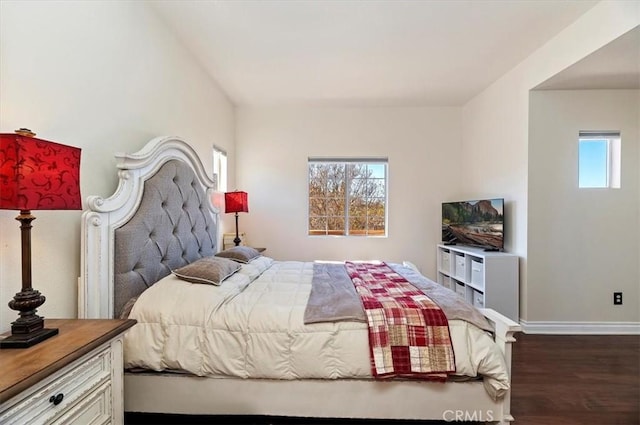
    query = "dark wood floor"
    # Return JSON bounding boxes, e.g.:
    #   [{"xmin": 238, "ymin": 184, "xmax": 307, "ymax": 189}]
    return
[
  {"xmin": 125, "ymin": 333, "xmax": 640, "ymax": 424},
  {"xmin": 510, "ymin": 334, "xmax": 639, "ymax": 425}
]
